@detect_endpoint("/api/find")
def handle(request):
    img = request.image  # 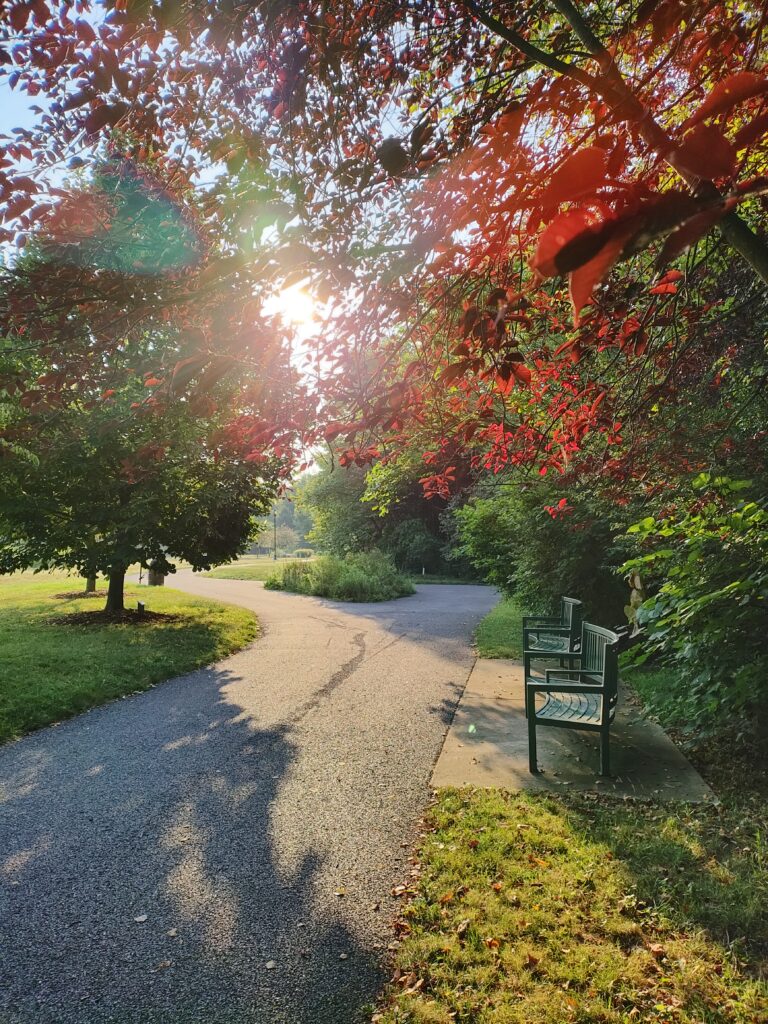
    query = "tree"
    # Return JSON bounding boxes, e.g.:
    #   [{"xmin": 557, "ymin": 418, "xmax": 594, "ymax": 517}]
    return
[
  {"xmin": 0, "ymin": 230, "xmax": 288, "ymax": 612},
  {"xmin": 0, "ymin": 371, "xmax": 282, "ymax": 612},
  {"xmin": 1, "ymin": 2, "xmax": 767, "ymax": 511}
]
